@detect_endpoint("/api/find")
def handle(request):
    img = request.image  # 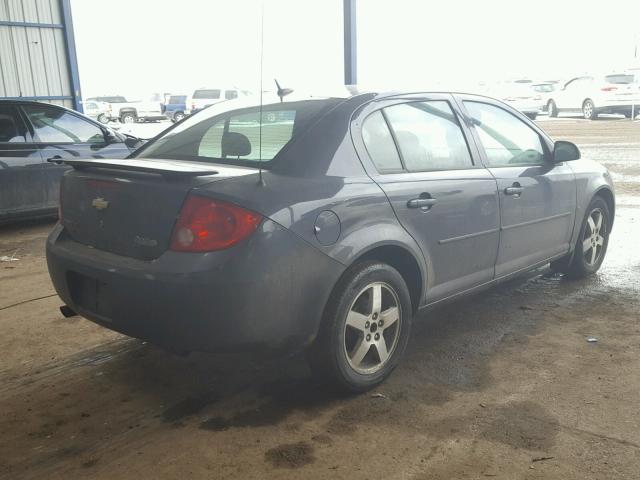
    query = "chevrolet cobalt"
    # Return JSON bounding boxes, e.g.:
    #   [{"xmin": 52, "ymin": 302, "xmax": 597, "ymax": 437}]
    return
[{"xmin": 46, "ymin": 90, "xmax": 614, "ymax": 391}]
